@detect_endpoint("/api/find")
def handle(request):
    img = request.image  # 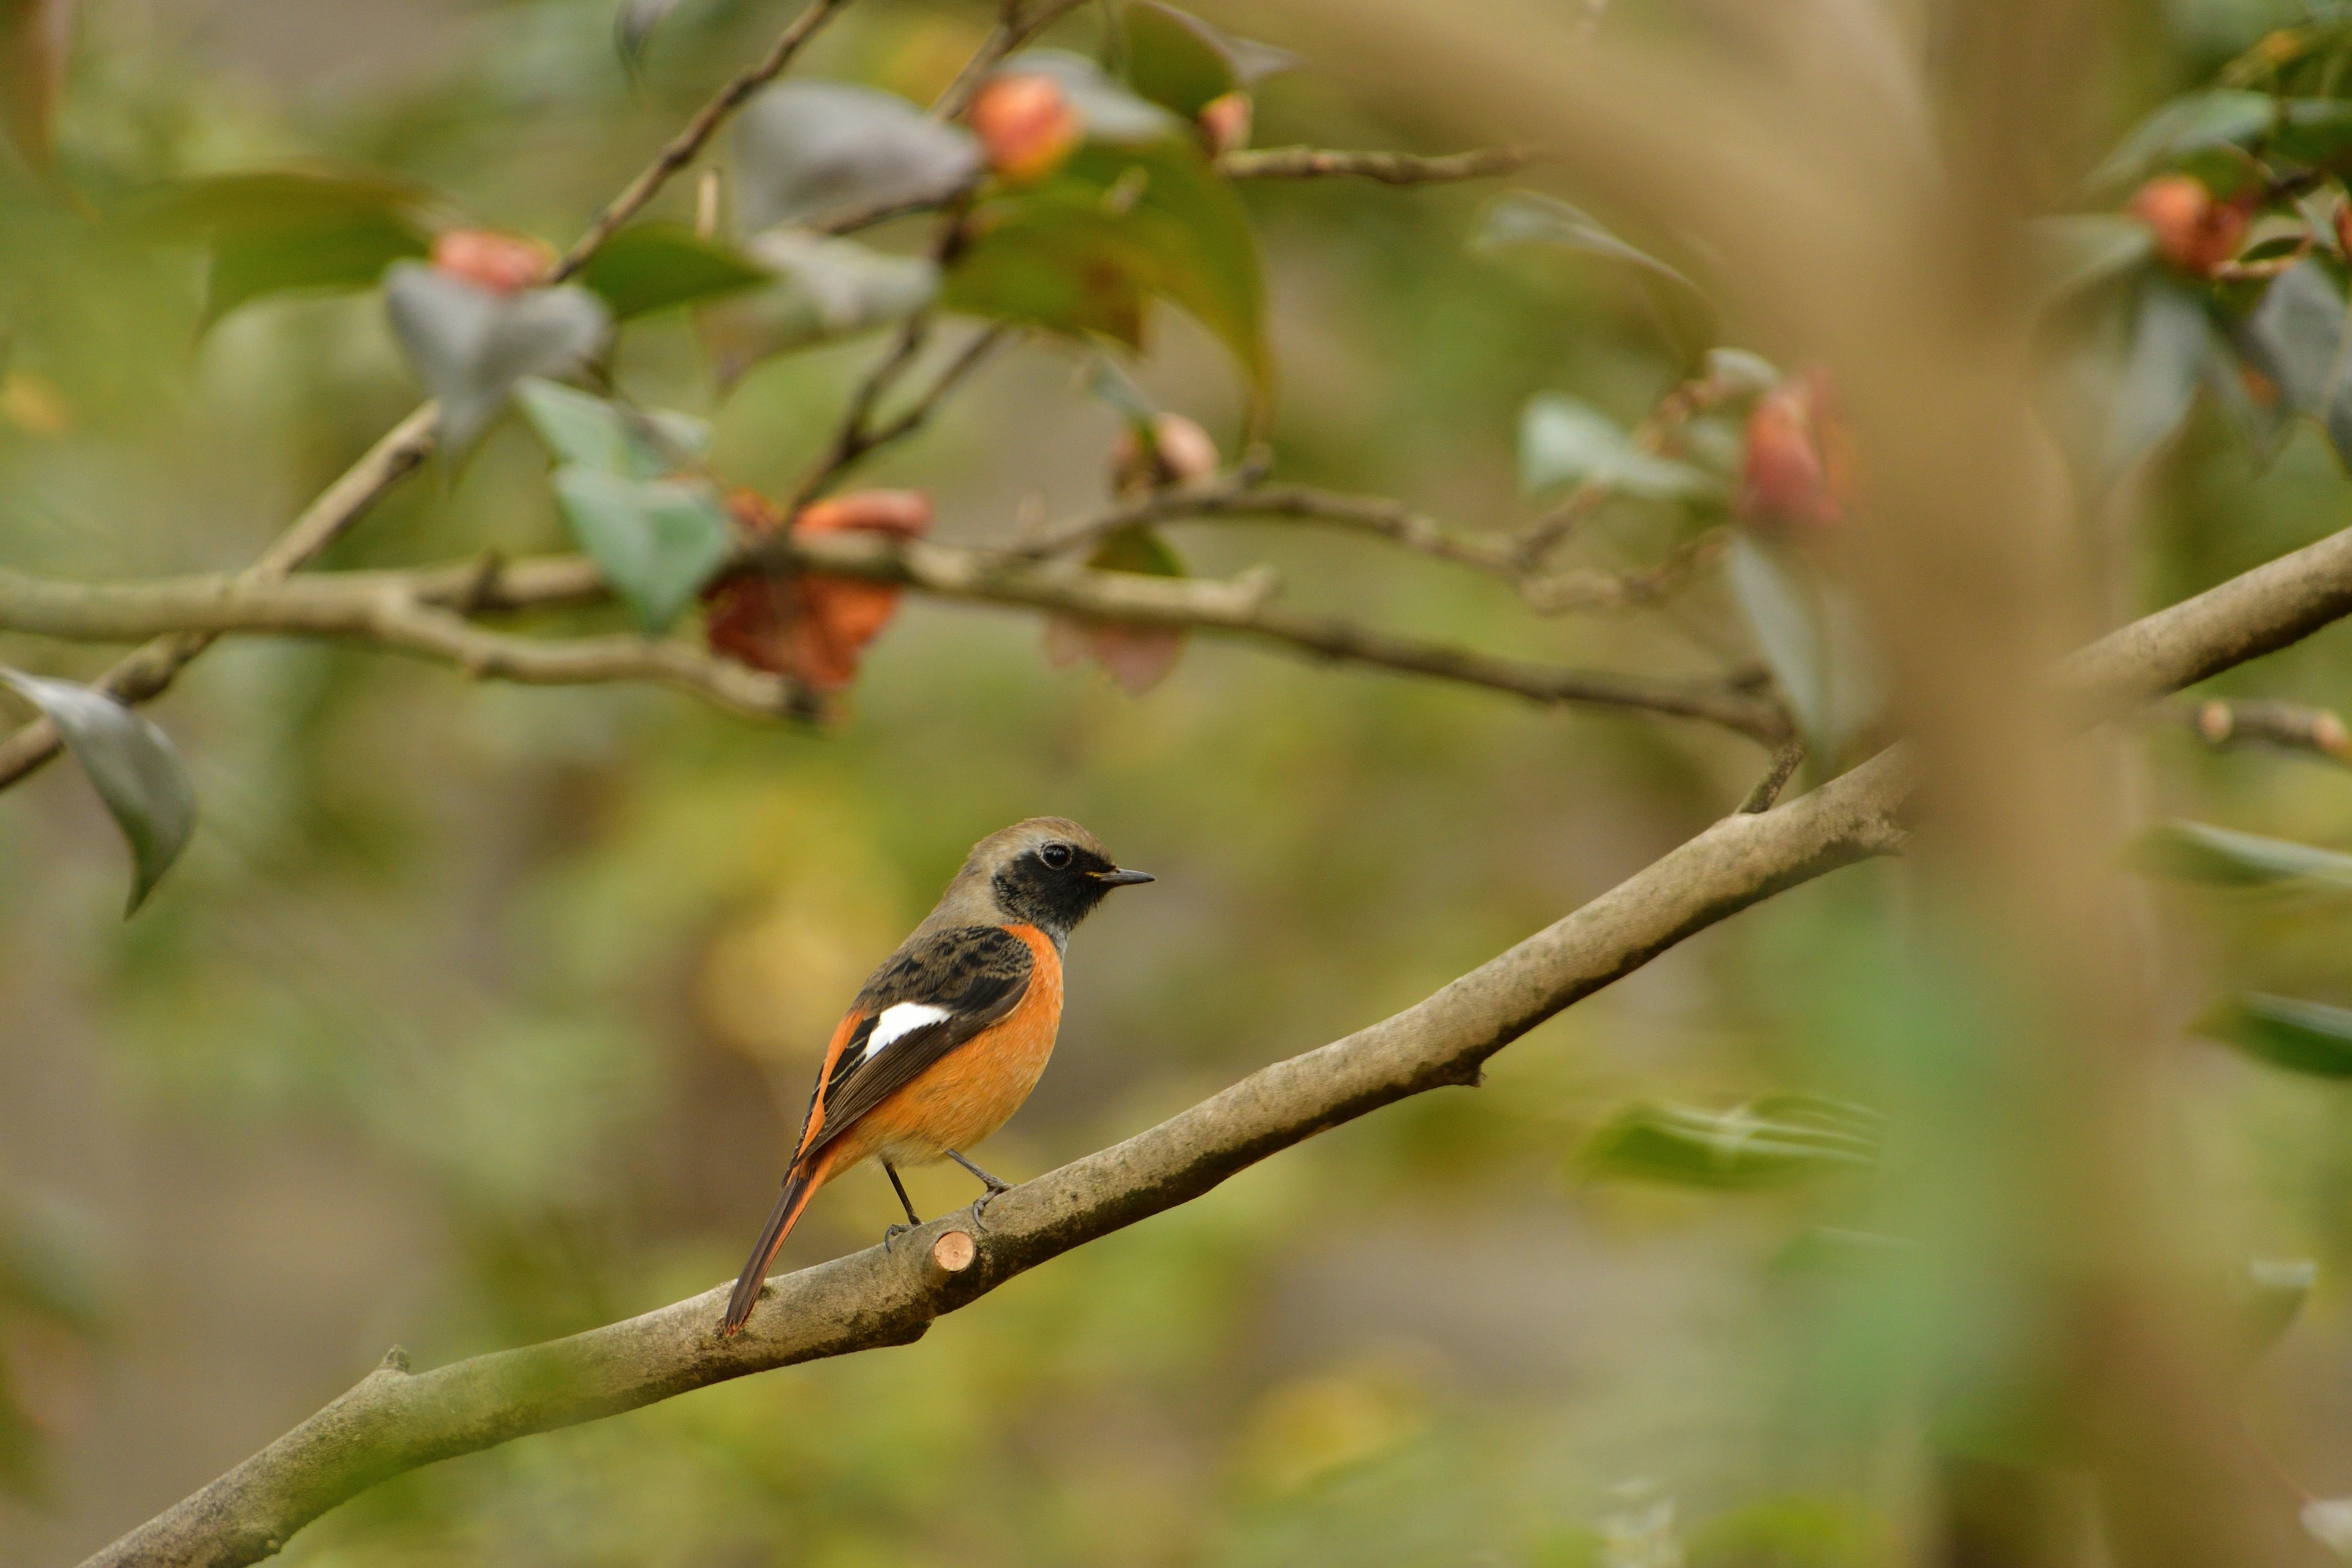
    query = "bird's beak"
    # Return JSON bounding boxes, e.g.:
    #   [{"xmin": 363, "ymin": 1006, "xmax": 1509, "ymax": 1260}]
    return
[{"xmin": 1090, "ymin": 867, "xmax": 1155, "ymax": 886}]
